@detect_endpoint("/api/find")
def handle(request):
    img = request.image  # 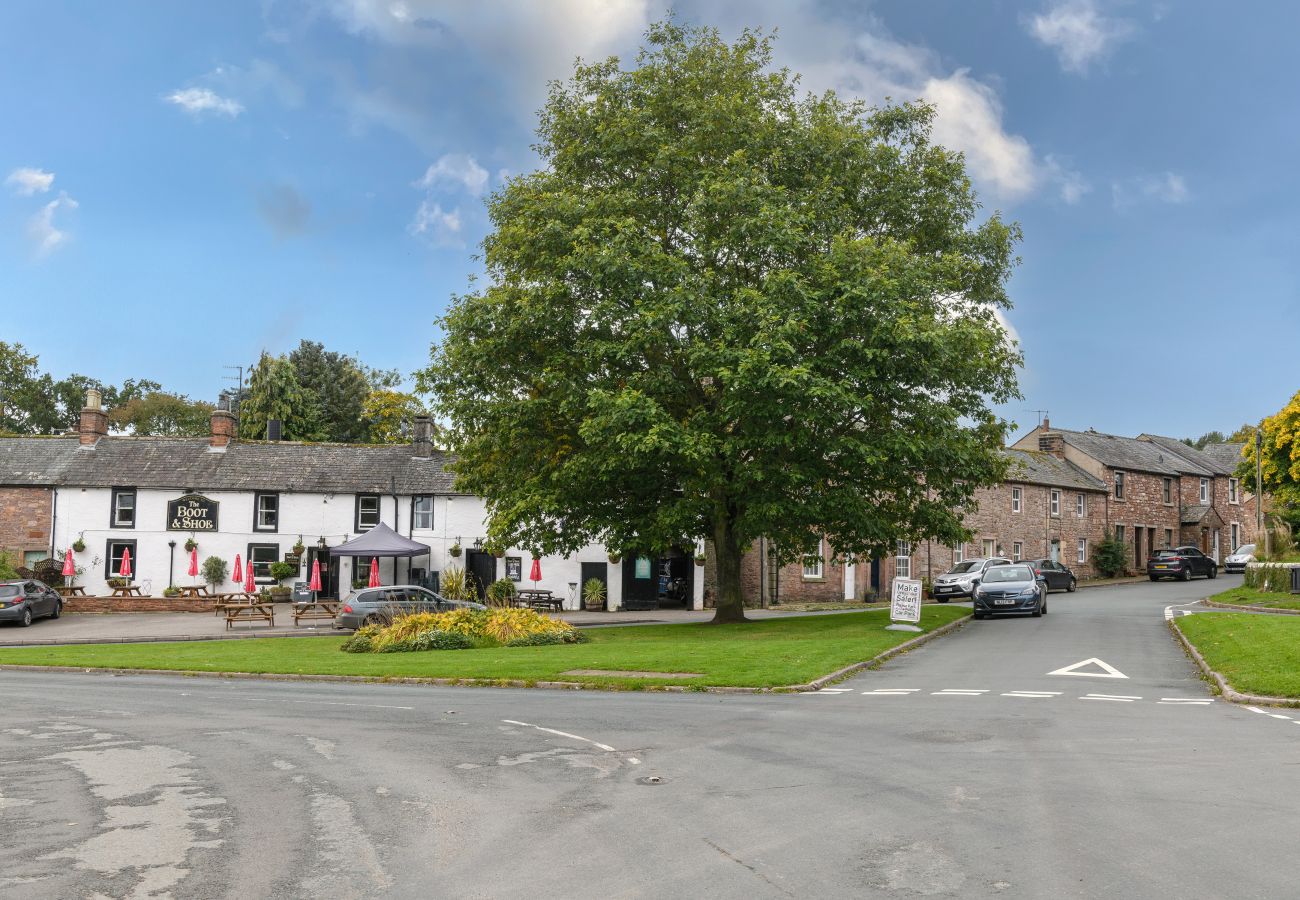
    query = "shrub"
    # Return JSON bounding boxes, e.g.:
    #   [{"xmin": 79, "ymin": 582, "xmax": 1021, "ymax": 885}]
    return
[
  {"xmin": 411, "ymin": 629, "xmax": 475, "ymax": 651},
  {"xmin": 201, "ymin": 556, "xmax": 228, "ymax": 588},
  {"xmin": 1244, "ymin": 564, "xmax": 1292, "ymax": 593},
  {"xmin": 482, "ymin": 607, "xmax": 577, "ymax": 643},
  {"xmin": 440, "ymin": 565, "xmax": 469, "ymax": 601},
  {"xmin": 163, "ymin": 586, "xmax": 180, "ymax": 598},
  {"xmin": 486, "ymin": 578, "xmax": 517, "ymax": 607},
  {"xmin": 0, "ymin": 552, "xmax": 19, "ymax": 581},
  {"xmin": 343, "ymin": 607, "xmax": 580, "ymax": 652},
  {"xmin": 583, "ymin": 577, "xmax": 606, "ymax": 609},
  {"xmin": 1091, "ymin": 536, "xmax": 1129, "ymax": 577},
  {"xmin": 269, "ymin": 561, "xmax": 297, "ymax": 584},
  {"xmin": 340, "ymin": 626, "xmax": 381, "ymax": 653},
  {"xmin": 505, "ymin": 630, "xmax": 589, "ymax": 647}
]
